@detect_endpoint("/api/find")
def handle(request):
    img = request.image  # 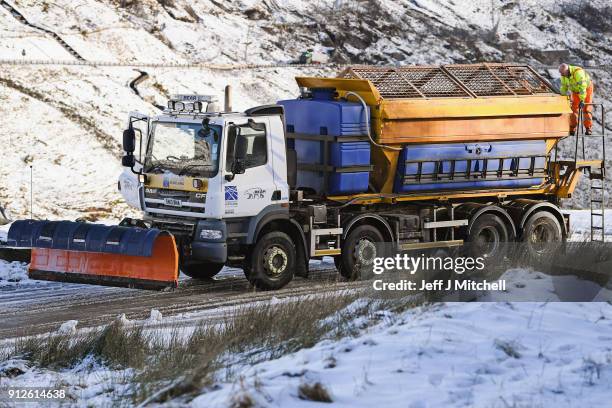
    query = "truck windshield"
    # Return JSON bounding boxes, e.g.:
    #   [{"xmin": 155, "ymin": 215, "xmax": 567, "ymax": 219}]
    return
[{"xmin": 145, "ymin": 122, "xmax": 222, "ymax": 177}]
